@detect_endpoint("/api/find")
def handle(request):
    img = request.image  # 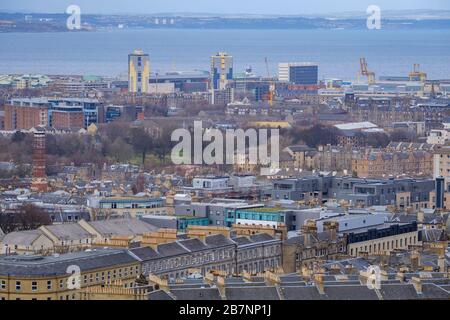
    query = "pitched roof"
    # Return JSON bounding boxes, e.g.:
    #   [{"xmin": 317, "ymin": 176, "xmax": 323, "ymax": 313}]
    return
[
  {"xmin": 147, "ymin": 289, "xmax": 174, "ymax": 300},
  {"xmin": 0, "ymin": 249, "xmax": 138, "ymax": 277},
  {"xmin": 281, "ymin": 286, "xmax": 324, "ymax": 300},
  {"xmin": 420, "ymin": 283, "xmax": 450, "ymax": 299},
  {"xmin": 1, "ymin": 229, "xmax": 46, "ymax": 246},
  {"xmin": 178, "ymin": 238, "xmax": 209, "ymax": 252},
  {"xmin": 157, "ymin": 242, "xmax": 189, "ymax": 257},
  {"xmin": 204, "ymin": 234, "xmax": 235, "ymax": 247},
  {"xmin": 129, "ymin": 246, "xmax": 161, "ymax": 261},
  {"xmin": 44, "ymin": 223, "xmax": 93, "ymax": 241},
  {"xmin": 225, "ymin": 286, "xmax": 281, "ymax": 300},
  {"xmin": 171, "ymin": 288, "xmax": 222, "ymax": 300},
  {"xmin": 323, "ymin": 285, "xmax": 379, "ymax": 300},
  {"xmin": 378, "ymin": 284, "xmax": 419, "ymax": 300},
  {"xmin": 88, "ymin": 219, "xmax": 158, "ymax": 237}
]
